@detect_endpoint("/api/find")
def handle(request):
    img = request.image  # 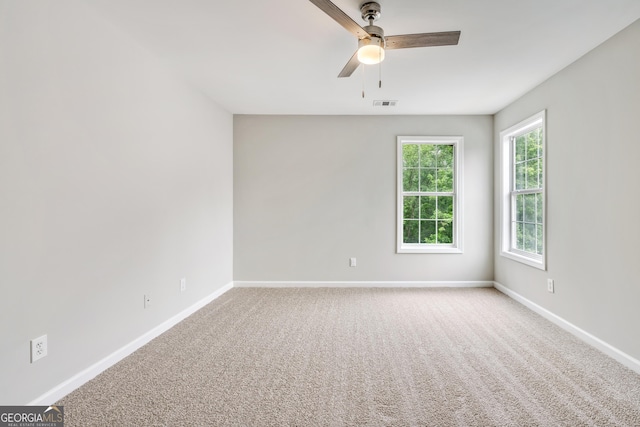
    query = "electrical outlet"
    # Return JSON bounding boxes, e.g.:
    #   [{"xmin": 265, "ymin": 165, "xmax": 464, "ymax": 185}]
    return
[
  {"xmin": 349, "ymin": 257, "xmax": 357, "ymax": 267},
  {"xmin": 144, "ymin": 294, "xmax": 152, "ymax": 308},
  {"xmin": 30, "ymin": 335, "xmax": 48, "ymax": 363},
  {"xmin": 180, "ymin": 278, "xmax": 186, "ymax": 292},
  {"xmin": 547, "ymin": 279, "xmax": 554, "ymax": 293}
]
